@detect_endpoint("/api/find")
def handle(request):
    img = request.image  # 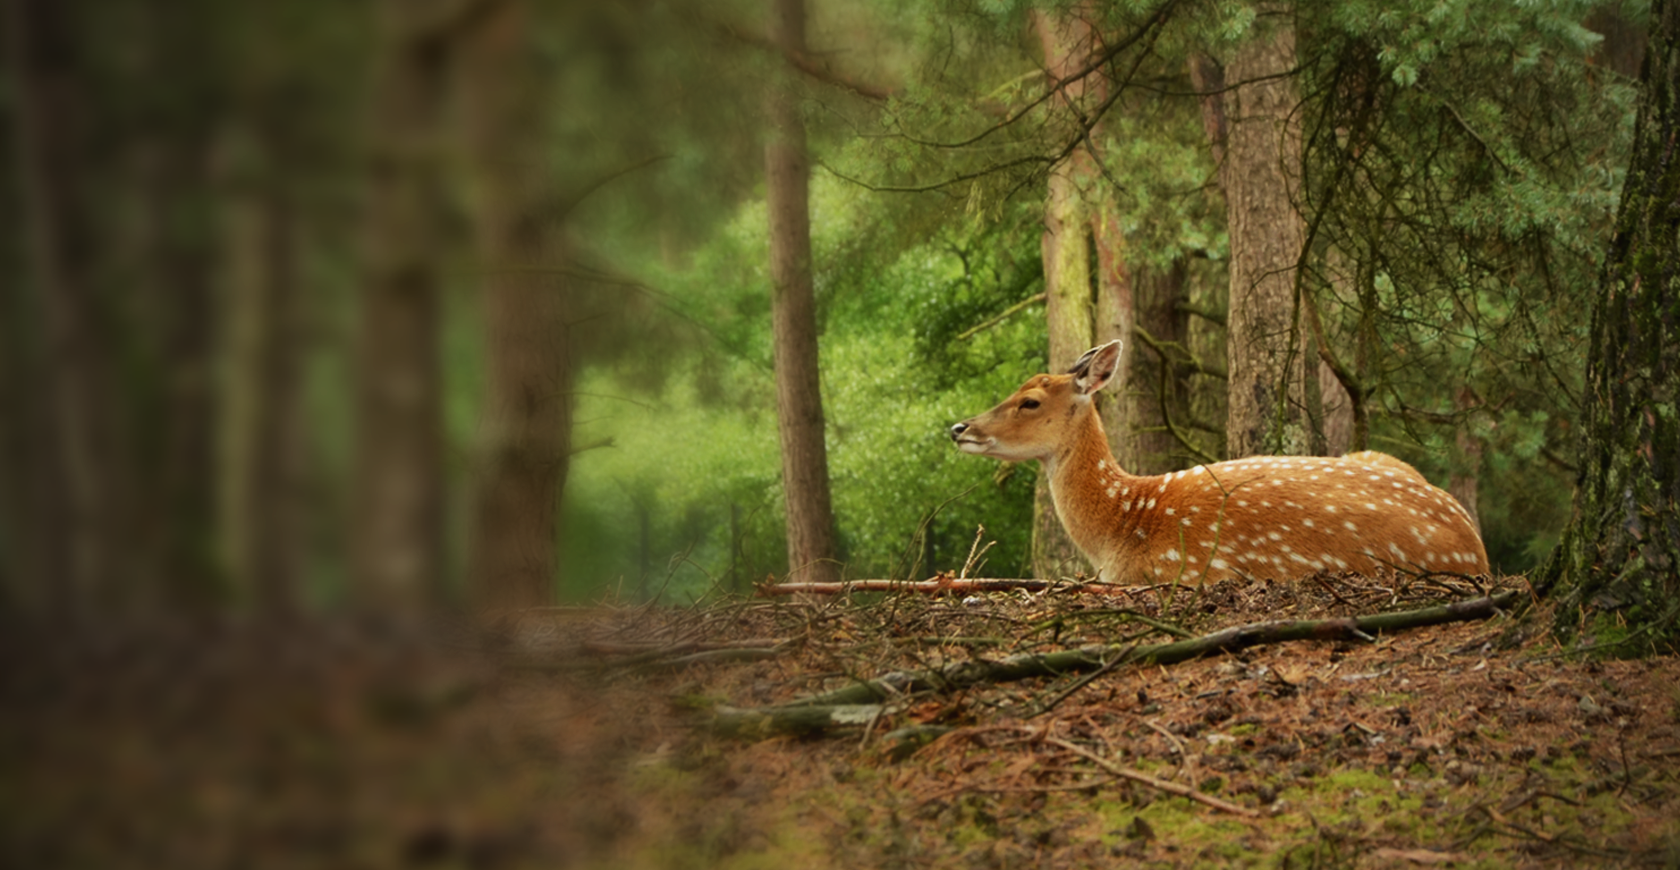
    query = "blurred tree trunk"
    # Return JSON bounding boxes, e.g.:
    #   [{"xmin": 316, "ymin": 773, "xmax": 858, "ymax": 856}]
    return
[
  {"xmin": 1217, "ymin": 9, "xmax": 1311, "ymax": 458},
  {"xmin": 0, "ymin": 243, "xmax": 57, "ymax": 614},
  {"xmin": 132, "ymin": 0, "xmax": 221, "ymax": 607},
  {"xmin": 221, "ymin": 128, "xmax": 304, "ymax": 613},
  {"xmin": 766, "ymin": 0, "xmax": 840, "ymax": 584},
  {"xmin": 0, "ymin": 0, "xmax": 63, "ymax": 615},
  {"xmin": 1533, "ymin": 0, "xmax": 1680, "ymax": 644},
  {"xmin": 460, "ymin": 0, "xmax": 571, "ymax": 611},
  {"xmin": 143, "ymin": 145, "xmax": 220, "ymax": 607},
  {"xmin": 4, "ymin": 0, "xmax": 134, "ymax": 616},
  {"xmin": 352, "ymin": 1, "xmax": 452, "ymax": 612}
]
